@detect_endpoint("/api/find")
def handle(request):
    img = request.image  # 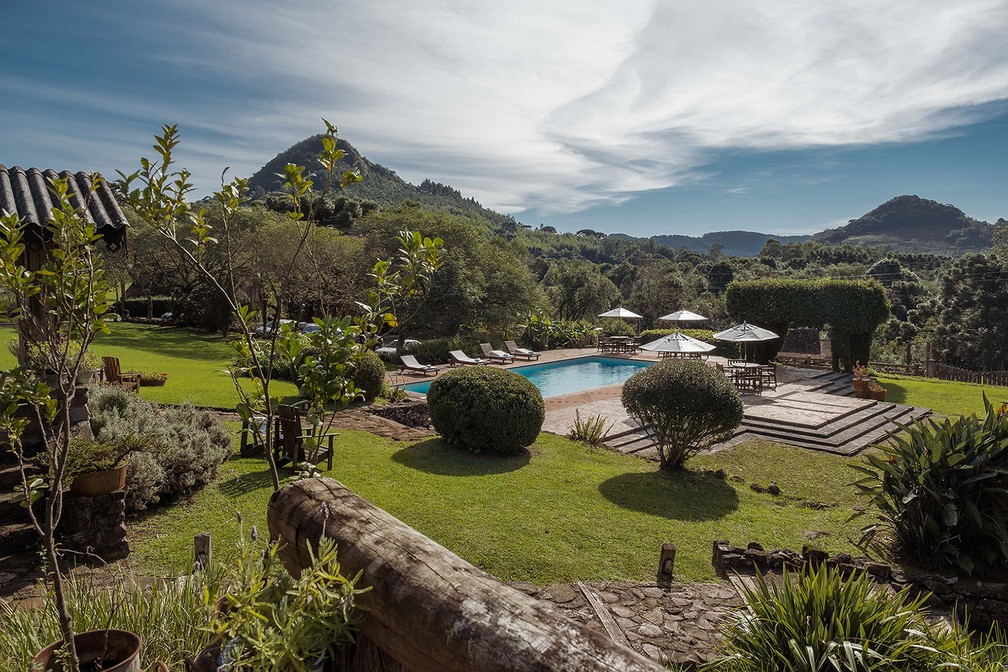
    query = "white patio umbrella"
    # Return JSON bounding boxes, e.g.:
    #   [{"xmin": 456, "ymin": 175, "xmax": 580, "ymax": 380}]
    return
[
  {"xmin": 640, "ymin": 331, "xmax": 716, "ymax": 354},
  {"xmin": 598, "ymin": 306, "xmax": 643, "ymax": 320},
  {"xmin": 598, "ymin": 305, "xmax": 643, "ymax": 335},
  {"xmin": 713, "ymin": 322, "xmax": 780, "ymax": 361},
  {"xmin": 658, "ymin": 309, "xmax": 707, "ymax": 323}
]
